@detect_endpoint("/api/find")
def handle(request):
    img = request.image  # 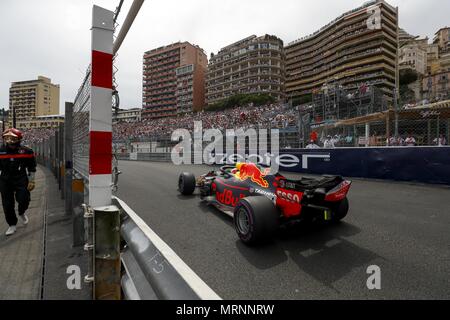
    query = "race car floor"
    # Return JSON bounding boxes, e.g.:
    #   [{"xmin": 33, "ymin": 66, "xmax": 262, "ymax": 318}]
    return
[{"xmin": 116, "ymin": 161, "xmax": 450, "ymax": 300}]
